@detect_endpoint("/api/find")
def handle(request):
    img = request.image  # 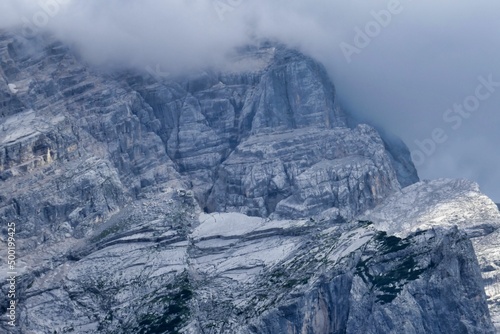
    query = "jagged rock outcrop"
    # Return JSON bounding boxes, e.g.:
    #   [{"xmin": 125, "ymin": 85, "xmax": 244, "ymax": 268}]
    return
[
  {"xmin": 125, "ymin": 44, "xmax": 402, "ymax": 219},
  {"xmin": 0, "ymin": 30, "xmax": 495, "ymax": 334},
  {"xmin": 0, "ymin": 32, "xmax": 411, "ymax": 223},
  {"xmin": 361, "ymin": 178, "xmax": 500, "ymax": 330},
  {"xmin": 378, "ymin": 129, "xmax": 420, "ymax": 188},
  {"xmin": 207, "ymin": 125, "xmax": 400, "ymax": 219},
  {"xmin": 6, "ymin": 201, "xmax": 494, "ymax": 333},
  {"xmin": 245, "ymin": 225, "xmax": 492, "ymax": 334}
]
